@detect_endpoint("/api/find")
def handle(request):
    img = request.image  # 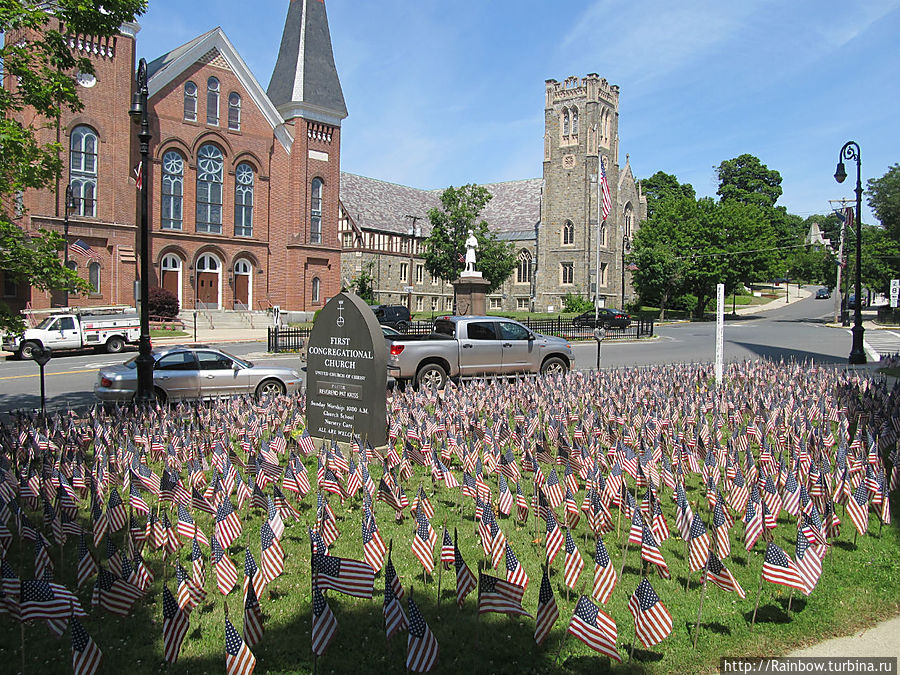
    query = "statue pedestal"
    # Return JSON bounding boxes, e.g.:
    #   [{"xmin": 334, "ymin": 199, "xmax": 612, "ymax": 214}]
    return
[{"xmin": 453, "ymin": 274, "xmax": 491, "ymax": 315}]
